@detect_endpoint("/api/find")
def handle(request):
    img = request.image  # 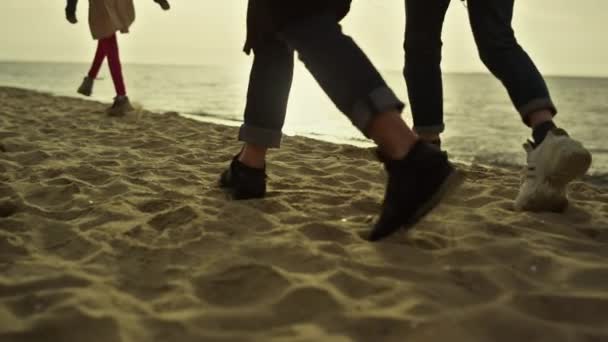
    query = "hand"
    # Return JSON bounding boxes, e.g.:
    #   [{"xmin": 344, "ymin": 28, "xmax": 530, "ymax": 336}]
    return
[
  {"xmin": 65, "ymin": 8, "xmax": 78, "ymax": 24},
  {"xmin": 154, "ymin": 0, "xmax": 171, "ymax": 11}
]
